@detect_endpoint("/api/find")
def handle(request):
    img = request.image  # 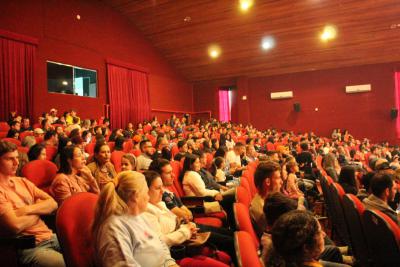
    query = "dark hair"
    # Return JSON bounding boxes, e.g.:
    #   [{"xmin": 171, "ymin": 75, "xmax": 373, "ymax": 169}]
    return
[
  {"xmin": 94, "ymin": 141, "xmax": 108, "ymax": 155},
  {"xmin": 149, "ymin": 158, "xmax": 171, "ymax": 174},
  {"xmin": 28, "ymin": 143, "xmax": 46, "ymax": 161},
  {"xmin": 139, "ymin": 140, "xmax": 151, "ymax": 152},
  {"xmin": 361, "ymin": 172, "xmax": 374, "ymax": 192},
  {"xmin": 214, "ymin": 146, "xmax": 228, "ymax": 158},
  {"xmin": 6, "ymin": 129, "xmax": 19, "ymax": 138},
  {"xmin": 177, "ymin": 140, "xmax": 186, "ymax": 149},
  {"xmin": 115, "ymin": 136, "xmax": 125, "ymax": 151},
  {"xmin": 210, "ymin": 156, "xmax": 225, "ymax": 176},
  {"xmin": 254, "ymin": 161, "xmax": 281, "ymax": 195},
  {"xmin": 370, "ymin": 173, "xmax": 394, "ymax": 197},
  {"xmin": 338, "ymin": 165, "xmax": 357, "ymax": 187},
  {"xmin": 271, "ymin": 210, "xmax": 320, "ymax": 265},
  {"xmin": 57, "ymin": 136, "xmax": 71, "ymax": 155},
  {"xmin": 44, "ymin": 130, "xmax": 56, "ymax": 141},
  {"xmin": 161, "ymin": 147, "xmax": 172, "ymax": 161},
  {"xmin": 58, "ymin": 145, "xmax": 79, "ymax": 174},
  {"xmin": 300, "ymin": 142, "xmax": 309, "ymax": 151},
  {"xmin": 264, "ymin": 192, "xmax": 297, "ymax": 226},
  {"xmin": 0, "ymin": 141, "xmax": 17, "ymax": 157},
  {"xmin": 180, "ymin": 154, "xmax": 199, "ymax": 182},
  {"xmin": 144, "ymin": 170, "xmax": 161, "ymax": 188},
  {"xmin": 71, "ymin": 135, "xmax": 84, "ymax": 145}
]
